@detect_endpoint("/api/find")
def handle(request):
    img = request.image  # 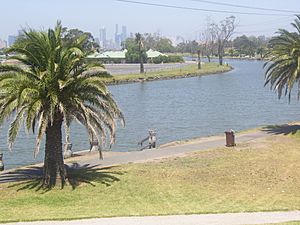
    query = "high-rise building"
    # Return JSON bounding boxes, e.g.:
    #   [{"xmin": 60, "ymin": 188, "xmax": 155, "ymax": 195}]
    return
[
  {"xmin": 8, "ymin": 35, "xmax": 17, "ymax": 47},
  {"xmin": 0, "ymin": 39, "xmax": 7, "ymax": 49},
  {"xmin": 121, "ymin": 25, "xmax": 127, "ymax": 42},
  {"xmin": 115, "ymin": 24, "xmax": 119, "ymax": 36},
  {"xmin": 114, "ymin": 24, "xmax": 121, "ymax": 49},
  {"xmin": 114, "ymin": 24, "xmax": 128, "ymax": 49},
  {"xmin": 99, "ymin": 27, "xmax": 107, "ymax": 49}
]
